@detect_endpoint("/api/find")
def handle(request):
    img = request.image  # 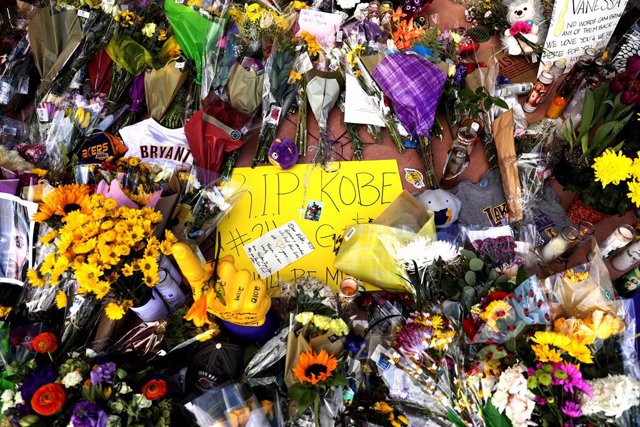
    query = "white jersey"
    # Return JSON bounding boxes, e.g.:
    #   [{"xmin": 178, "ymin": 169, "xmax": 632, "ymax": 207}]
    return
[{"xmin": 118, "ymin": 118, "xmax": 194, "ymax": 170}]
